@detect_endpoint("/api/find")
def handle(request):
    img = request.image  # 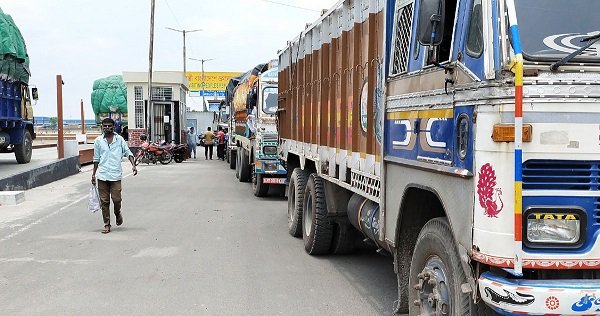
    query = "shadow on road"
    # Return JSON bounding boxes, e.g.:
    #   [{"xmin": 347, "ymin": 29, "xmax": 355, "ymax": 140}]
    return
[{"xmin": 318, "ymin": 249, "xmax": 398, "ymax": 315}]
